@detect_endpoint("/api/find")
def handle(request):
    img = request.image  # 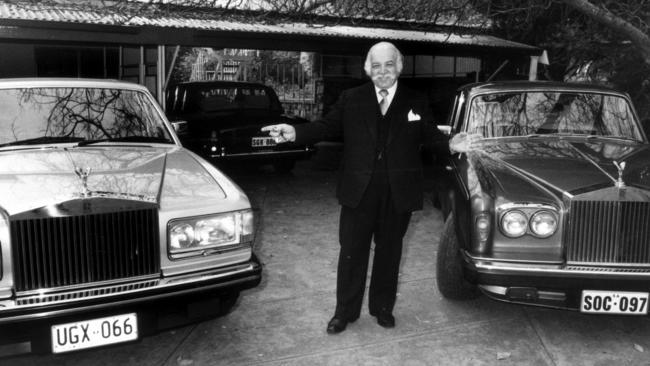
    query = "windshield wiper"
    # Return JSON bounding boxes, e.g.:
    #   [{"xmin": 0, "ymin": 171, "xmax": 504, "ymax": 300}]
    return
[
  {"xmin": 524, "ymin": 133, "xmax": 597, "ymax": 139},
  {"xmin": 583, "ymin": 135, "xmax": 643, "ymax": 143},
  {"xmin": 77, "ymin": 136, "xmax": 173, "ymax": 147},
  {"xmin": 0, "ymin": 136, "xmax": 84, "ymax": 148}
]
